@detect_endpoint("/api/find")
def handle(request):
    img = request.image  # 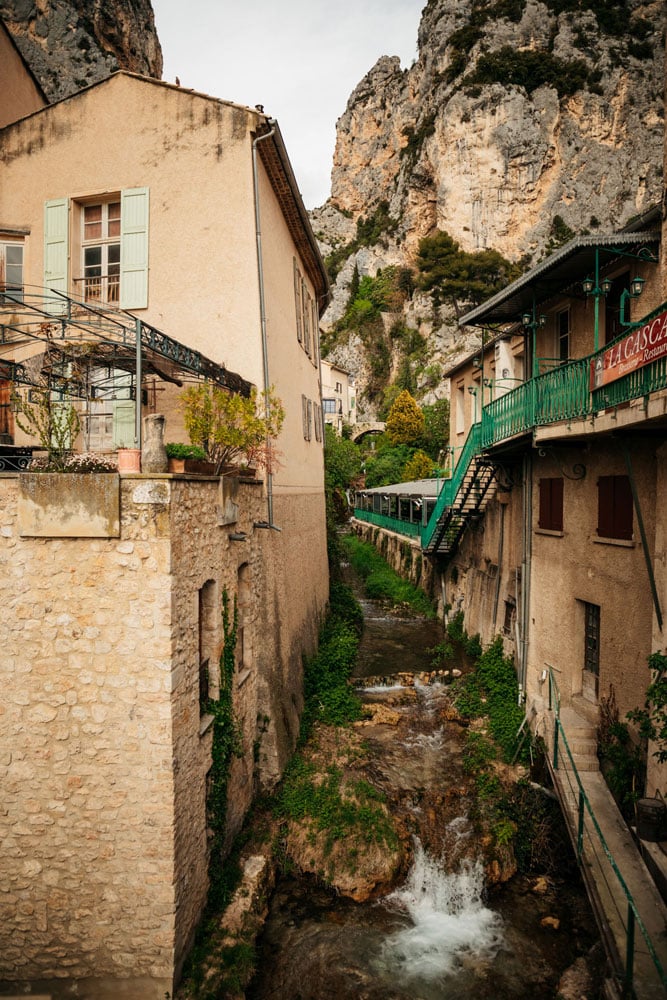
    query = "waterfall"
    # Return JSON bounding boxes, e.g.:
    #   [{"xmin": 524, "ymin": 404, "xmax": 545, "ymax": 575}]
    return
[{"xmin": 379, "ymin": 840, "xmax": 504, "ymax": 984}]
